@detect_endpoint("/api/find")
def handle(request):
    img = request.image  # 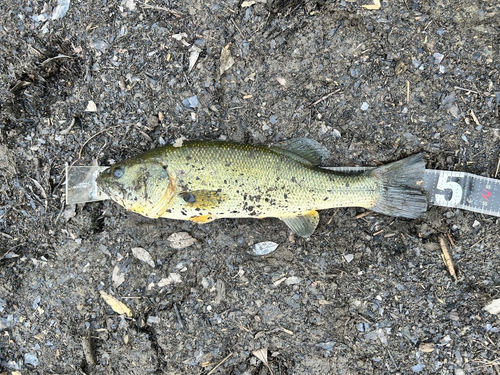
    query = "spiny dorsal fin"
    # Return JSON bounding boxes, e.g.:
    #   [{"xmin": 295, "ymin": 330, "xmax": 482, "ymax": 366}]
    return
[
  {"xmin": 270, "ymin": 138, "xmax": 331, "ymax": 166},
  {"xmin": 280, "ymin": 210, "xmax": 319, "ymax": 237}
]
